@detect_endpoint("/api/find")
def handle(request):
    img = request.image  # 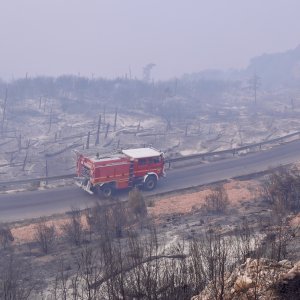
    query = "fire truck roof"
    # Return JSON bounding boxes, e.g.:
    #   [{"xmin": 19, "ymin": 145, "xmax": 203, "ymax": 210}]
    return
[{"xmin": 122, "ymin": 148, "xmax": 162, "ymax": 159}]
